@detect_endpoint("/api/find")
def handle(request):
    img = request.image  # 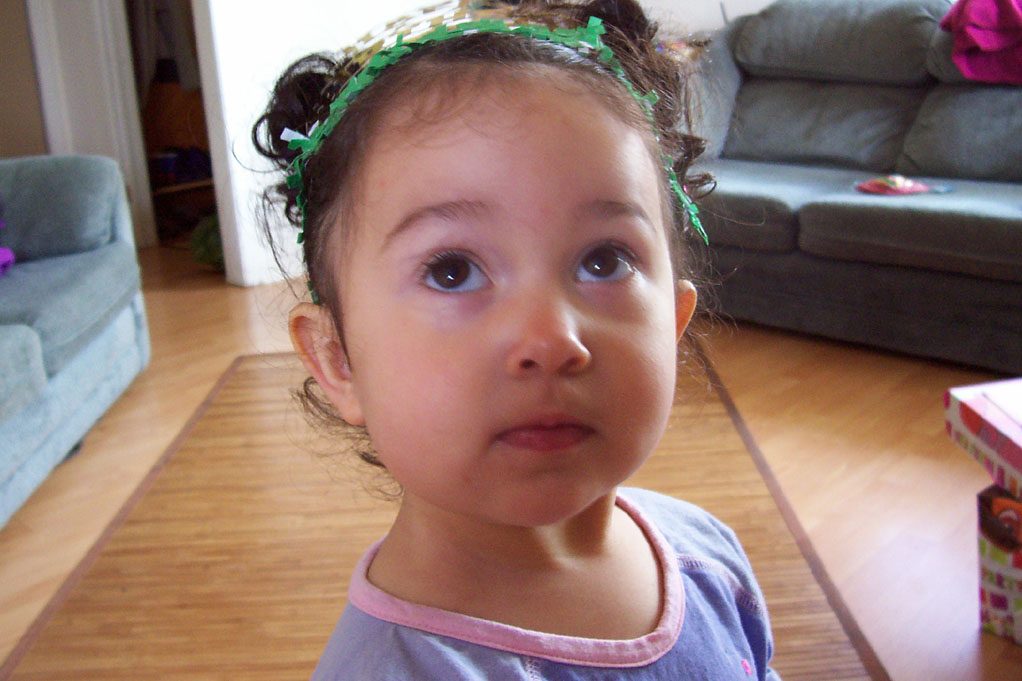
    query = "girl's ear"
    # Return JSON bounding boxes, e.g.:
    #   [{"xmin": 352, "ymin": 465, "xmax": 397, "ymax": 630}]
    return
[
  {"xmin": 288, "ymin": 303, "xmax": 366, "ymax": 426},
  {"xmin": 675, "ymin": 280, "xmax": 698, "ymax": 343}
]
